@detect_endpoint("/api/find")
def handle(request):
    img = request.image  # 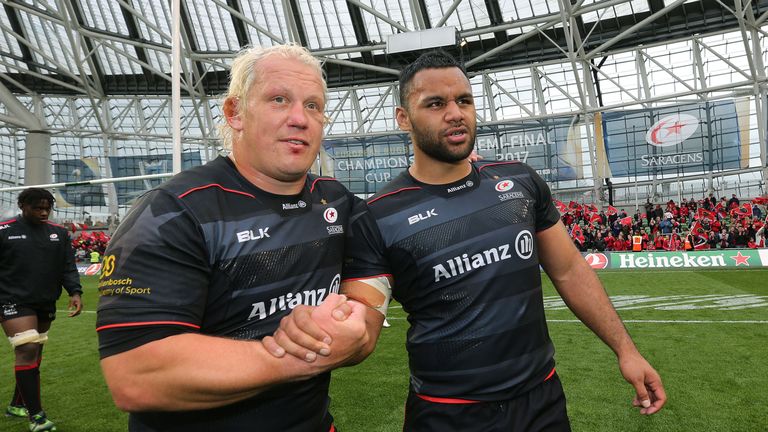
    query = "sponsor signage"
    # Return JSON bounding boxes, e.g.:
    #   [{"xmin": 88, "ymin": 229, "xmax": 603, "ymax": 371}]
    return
[
  {"xmin": 77, "ymin": 263, "xmax": 102, "ymax": 275},
  {"xmin": 321, "ymin": 116, "xmax": 585, "ymax": 194},
  {"xmin": 597, "ymin": 99, "xmax": 748, "ymax": 177},
  {"xmin": 109, "ymin": 152, "xmax": 202, "ymax": 204},
  {"xmin": 579, "ymin": 249, "xmax": 768, "ymax": 270},
  {"xmin": 53, "ymin": 157, "xmax": 106, "ymax": 206}
]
